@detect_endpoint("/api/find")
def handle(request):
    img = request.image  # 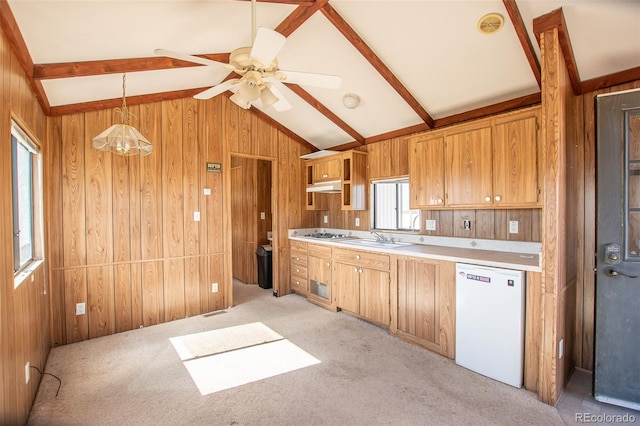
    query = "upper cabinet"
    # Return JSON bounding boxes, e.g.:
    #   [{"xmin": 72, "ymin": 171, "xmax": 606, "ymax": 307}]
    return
[
  {"xmin": 312, "ymin": 156, "xmax": 342, "ymax": 182},
  {"xmin": 409, "ymin": 107, "xmax": 541, "ymax": 210},
  {"xmin": 305, "ymin": 150, "xmax": 368, "ymax": 211}
]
